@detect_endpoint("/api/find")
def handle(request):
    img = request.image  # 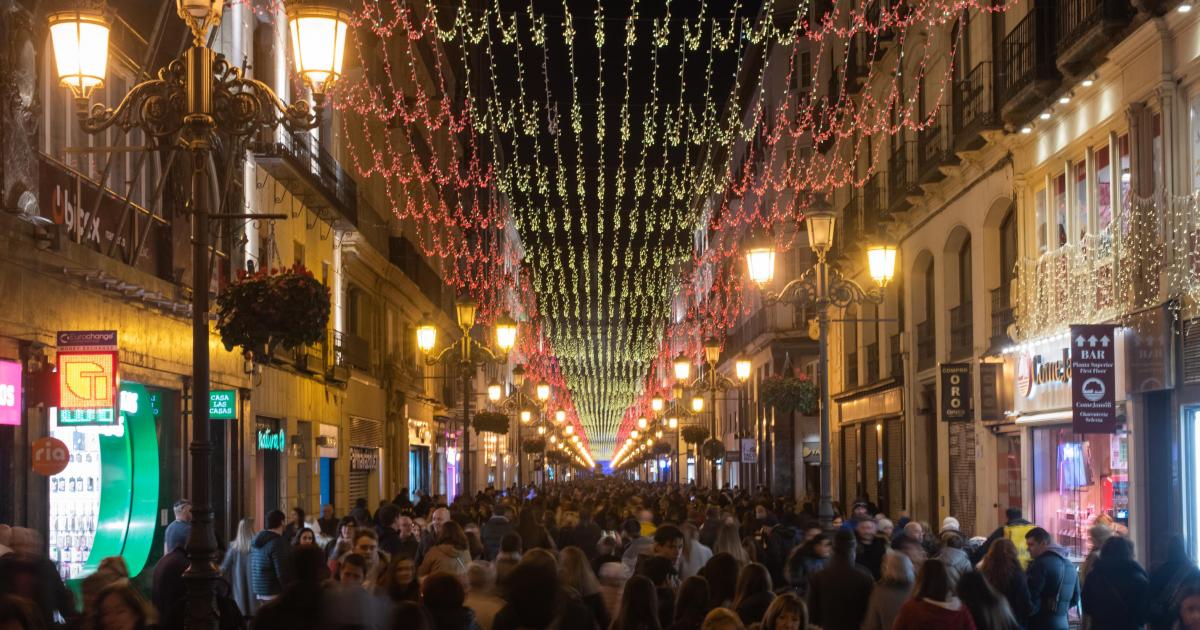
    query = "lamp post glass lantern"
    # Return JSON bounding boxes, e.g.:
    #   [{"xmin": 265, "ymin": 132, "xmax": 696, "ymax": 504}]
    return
[
  {"xmin": 52, "ymin": 1, "xmax": 348, "ymax": 625},
  {"xmin": 744, "ymin": 218, "xmax": 896, "ymax": 530}
]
